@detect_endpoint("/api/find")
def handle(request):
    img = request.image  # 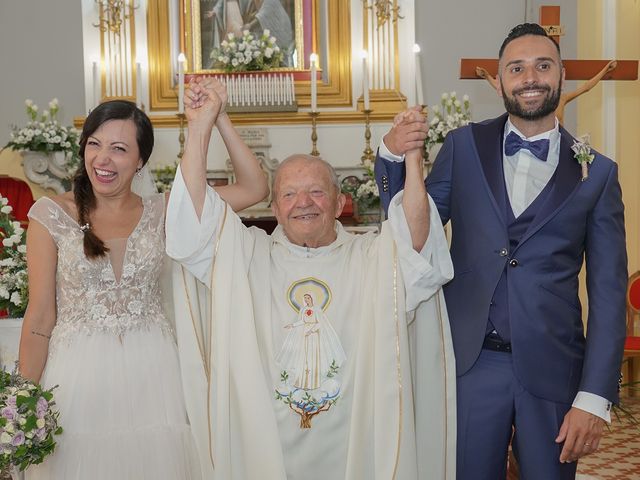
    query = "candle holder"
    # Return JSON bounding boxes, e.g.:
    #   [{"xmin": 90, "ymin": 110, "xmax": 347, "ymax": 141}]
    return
[
  {"xmin": 309, "ymin": 111, "xmax": 320, "ymax": 156},
  {"xmin": 177, "ymin": 113, "xmax": 186, "ymax": 159},
  {"xmin": 361, "ymin": 109, "xmax": 374, "ymax": 162}
]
